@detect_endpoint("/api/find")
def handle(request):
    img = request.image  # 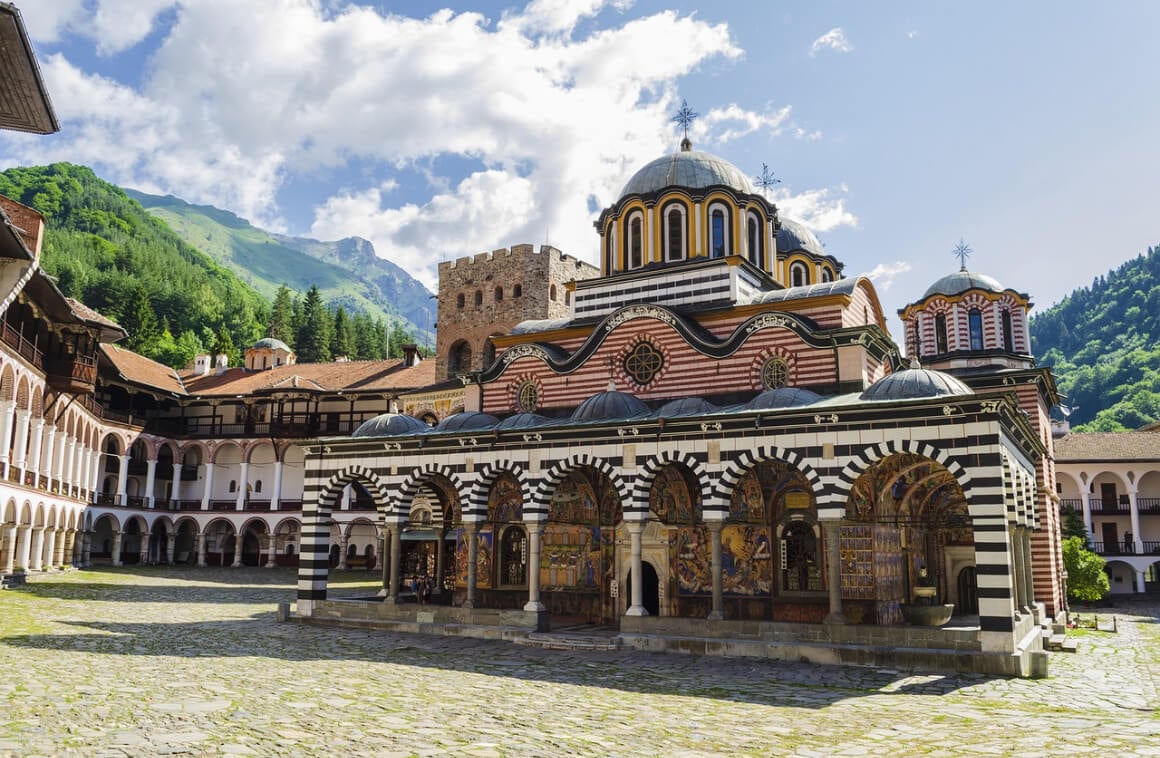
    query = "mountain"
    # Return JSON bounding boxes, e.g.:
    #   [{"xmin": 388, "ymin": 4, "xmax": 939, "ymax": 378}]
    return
[
  {"xmin": 125, "ymin": 190, "xmax": 434, "ymax": 341},
  {"xmin": 1031, "ymin": 245, "xmax": 1160, "ymax": 431}
]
